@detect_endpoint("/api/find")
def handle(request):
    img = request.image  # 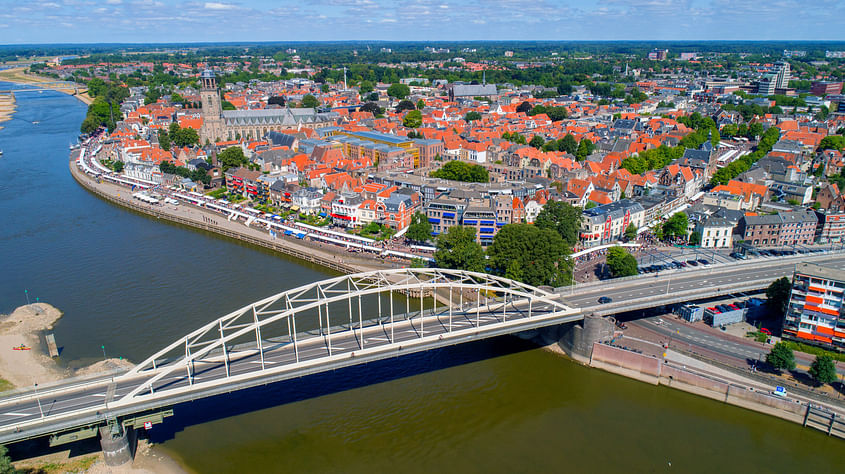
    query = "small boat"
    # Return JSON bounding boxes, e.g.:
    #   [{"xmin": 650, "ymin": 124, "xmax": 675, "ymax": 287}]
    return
[
  {"xmin": 12, "ymin": 344, "xmax": 31, "ymax": 351},
  {"xmin": 32, "ymin": 121, "xmax": 40, "ymax": 125}
]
